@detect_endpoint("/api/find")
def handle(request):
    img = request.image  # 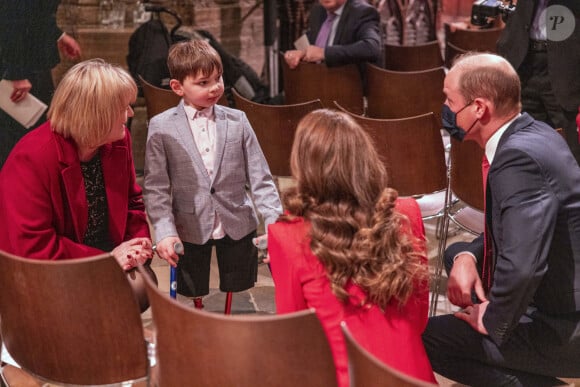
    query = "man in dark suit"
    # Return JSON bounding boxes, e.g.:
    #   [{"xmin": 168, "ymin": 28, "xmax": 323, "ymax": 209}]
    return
[
  {"xmin": 423, "ymin": 52, "xmax": 580, "ymax": 386},
  {"xmin": 282, "ymin": 0, "xmax": 381, "ymax": 69},
  {"xmin": 497, "ymin": 0, "xmax": 580, "ymax": 165},
  {"xmin": 0, "ymin": 1, "xmax": 81, "ymax": 170}
]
